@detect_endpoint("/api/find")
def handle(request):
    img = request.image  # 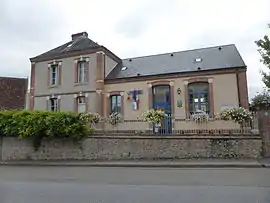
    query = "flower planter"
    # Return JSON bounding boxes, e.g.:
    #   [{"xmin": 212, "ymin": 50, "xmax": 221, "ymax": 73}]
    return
[
  {"xmin": 142, "ymin": 109, "xmax": 167, "ymax": 134},
  {"xmin": 155, "ymin": 123, "xmax": 161, "ymax": 127},
  {"xmin": 154, "ymin": 123, "xmax": 161, "ymax": 133}
]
